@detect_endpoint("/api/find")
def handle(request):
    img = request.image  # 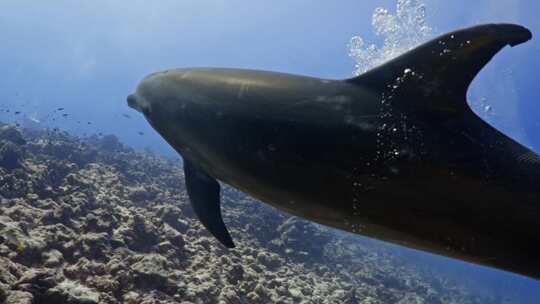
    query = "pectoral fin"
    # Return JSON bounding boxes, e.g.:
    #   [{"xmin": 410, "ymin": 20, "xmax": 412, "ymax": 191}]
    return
[{"xmin": 183, "ymin": 159, "xmax": 235, "ymax": 248}]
